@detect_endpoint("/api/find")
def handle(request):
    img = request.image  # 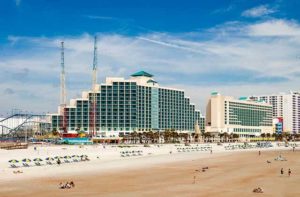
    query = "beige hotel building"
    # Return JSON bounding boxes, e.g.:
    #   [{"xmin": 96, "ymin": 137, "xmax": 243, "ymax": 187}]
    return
[{"xmin": 205, "ymin": 92, "xmax": 273, "ymax": 138}]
